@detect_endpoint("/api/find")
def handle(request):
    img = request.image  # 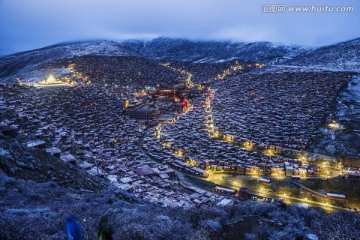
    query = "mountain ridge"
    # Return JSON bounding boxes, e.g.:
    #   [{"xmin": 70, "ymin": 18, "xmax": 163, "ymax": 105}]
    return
[
  {"xmin": 122, "ymin": 37, "xmax": 309, "ymax": 63},
  {"xmin": 0, "ymin": 37, "xmax": 359, "ymax": 83}
]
